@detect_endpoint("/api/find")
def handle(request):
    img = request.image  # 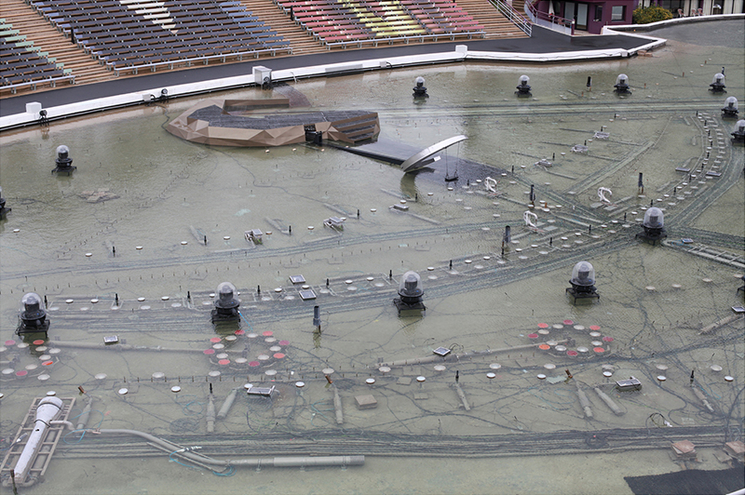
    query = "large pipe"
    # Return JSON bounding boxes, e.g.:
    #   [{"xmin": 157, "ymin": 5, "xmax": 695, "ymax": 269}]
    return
[
  {"xmin": 13, "ymin": 397, "xmax": 64, "ymax": 485},
  {"xmin": 691, "ymin": 386, "xmax": 715, "ymax": 413},
  {"xmin": 593, "ymin": 387, "xmax": 624, "ymax": 416},
  {"xmin": 698, "ymin": 314, "xmax": 743, "ymax": 335},
  {"xmin": 76, "ymin": 395, "xmax": 93, "ymax": 430},
  {"xmin": 217, "ymin": 388, "xmax": 238, "ymax": 420},
  {"xmin": 452, "ymin": 383, "xmax": 471, "ymax": 411},
  {"xmin": 575, "ymin": 382, "xmax": 593, "ymax": 419},
  {"xmin": 206, "ymin": 394, "xmax": 216, "ymax": 434},
  {"xmin": 378, "ymin": 341, "xmax": 568, "ymax": 368},
  {"xmin": 333, "ymin": 386, "xmax": 344, "ymax": 425},
  {"xmin": 98, "ymin": 429, "xmax": 364, "ymax": 468}
]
